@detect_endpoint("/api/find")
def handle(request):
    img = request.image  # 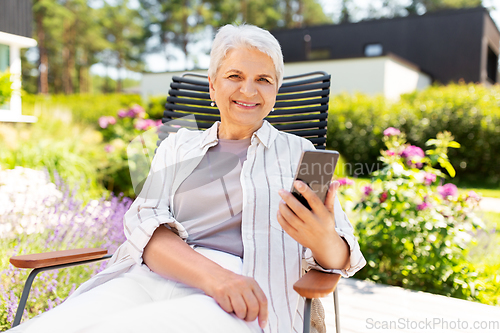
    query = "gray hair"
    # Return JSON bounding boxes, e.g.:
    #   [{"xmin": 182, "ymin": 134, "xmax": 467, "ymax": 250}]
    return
[{"xmin": 208, "ymin": 24, "xmax": 284, "ymax": 88}]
